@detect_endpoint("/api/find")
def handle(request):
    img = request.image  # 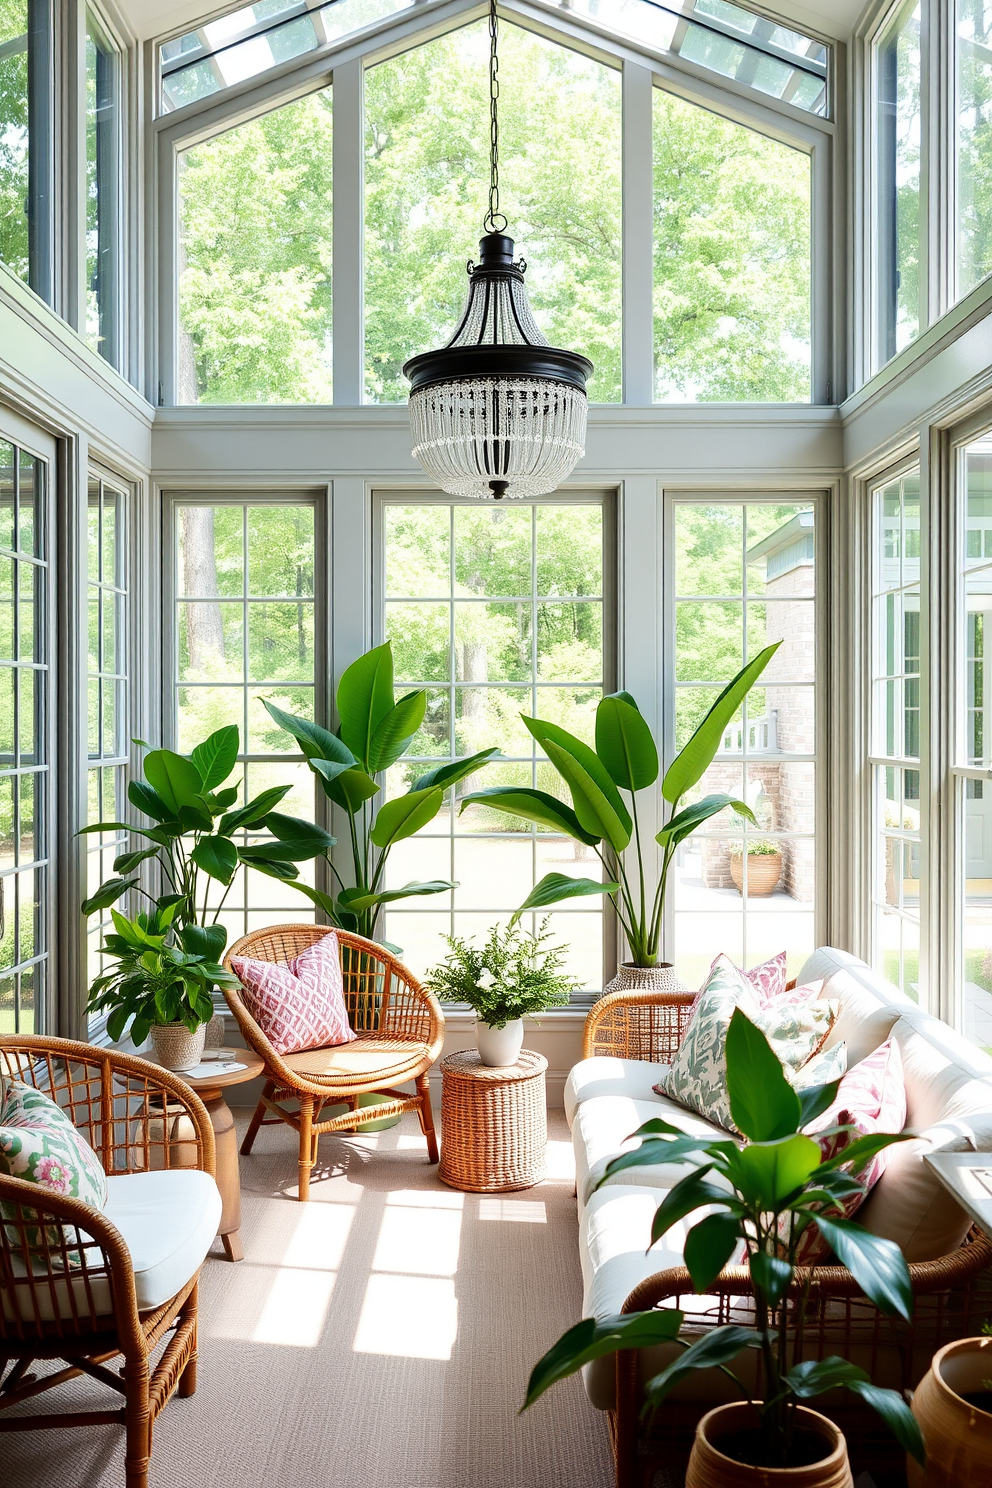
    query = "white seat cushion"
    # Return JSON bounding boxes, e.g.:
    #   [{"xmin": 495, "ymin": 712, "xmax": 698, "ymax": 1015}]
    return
[
  {"xmin": 4, "ymin": 1168, "xmax": 221, "ymax": 1322},
  {"xmin": 564, "ymin": 1056, "xmax": 671, "ymax": 1129},
  {"xmin": 572, "ymin": 1093, "xmax": 737, "ymax": 1209}
]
